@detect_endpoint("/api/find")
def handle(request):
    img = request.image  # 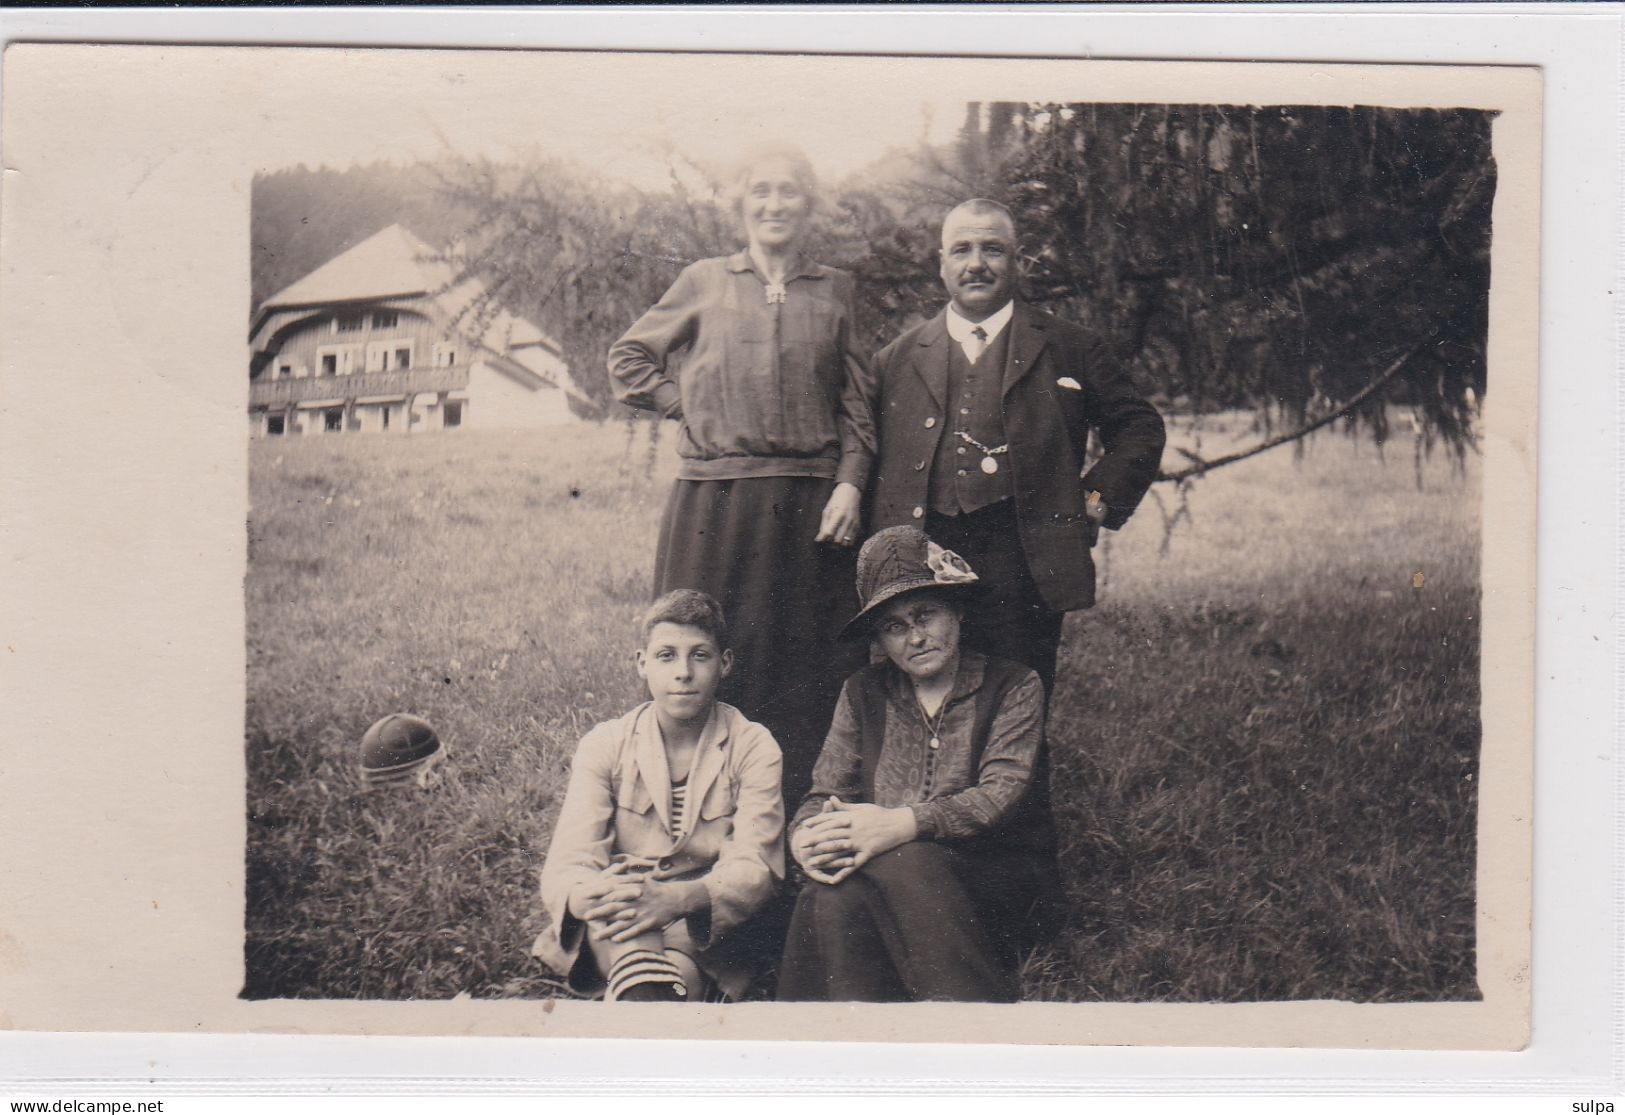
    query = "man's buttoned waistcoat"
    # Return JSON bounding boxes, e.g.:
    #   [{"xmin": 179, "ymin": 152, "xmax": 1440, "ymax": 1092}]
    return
[{"xmin": 860, "ymin": 301, "xmax": 1166, "ymax": 613}]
